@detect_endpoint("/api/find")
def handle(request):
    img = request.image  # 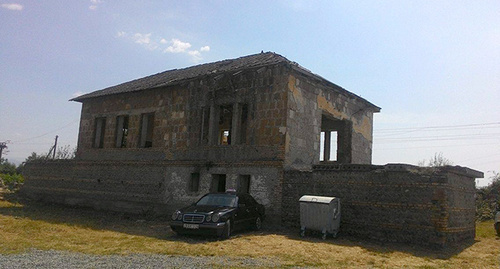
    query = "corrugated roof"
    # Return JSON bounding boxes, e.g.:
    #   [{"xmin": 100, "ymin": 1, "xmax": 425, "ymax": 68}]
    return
[{"xmin": 71, "ymin": 51, "xmax": 380, "ymax": 111}]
